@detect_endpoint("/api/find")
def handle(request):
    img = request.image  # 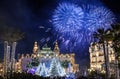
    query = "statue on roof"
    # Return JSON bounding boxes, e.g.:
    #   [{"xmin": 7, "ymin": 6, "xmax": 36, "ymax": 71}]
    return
[
  {"xmin": 33, "ymin": 41, "xmax": 39, "ymax": 54},
  {"xmin": 54, "ymin": 40, "xmax": 60, "ymax": 55}
]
